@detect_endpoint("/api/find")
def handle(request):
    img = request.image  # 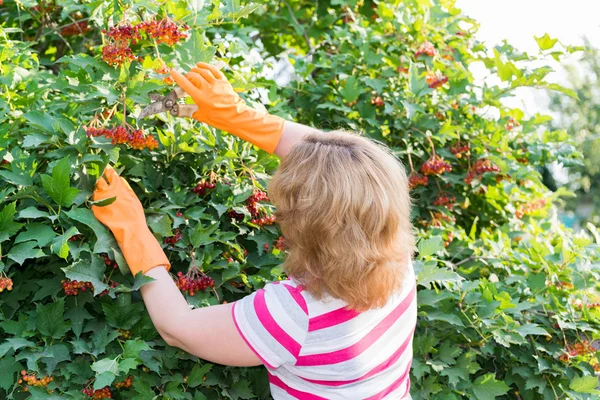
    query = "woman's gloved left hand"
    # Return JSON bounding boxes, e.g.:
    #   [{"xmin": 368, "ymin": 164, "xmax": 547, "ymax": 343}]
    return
[{"xmin": 91, "ymin": 165, "xmax": 170, "ymax": 276}]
